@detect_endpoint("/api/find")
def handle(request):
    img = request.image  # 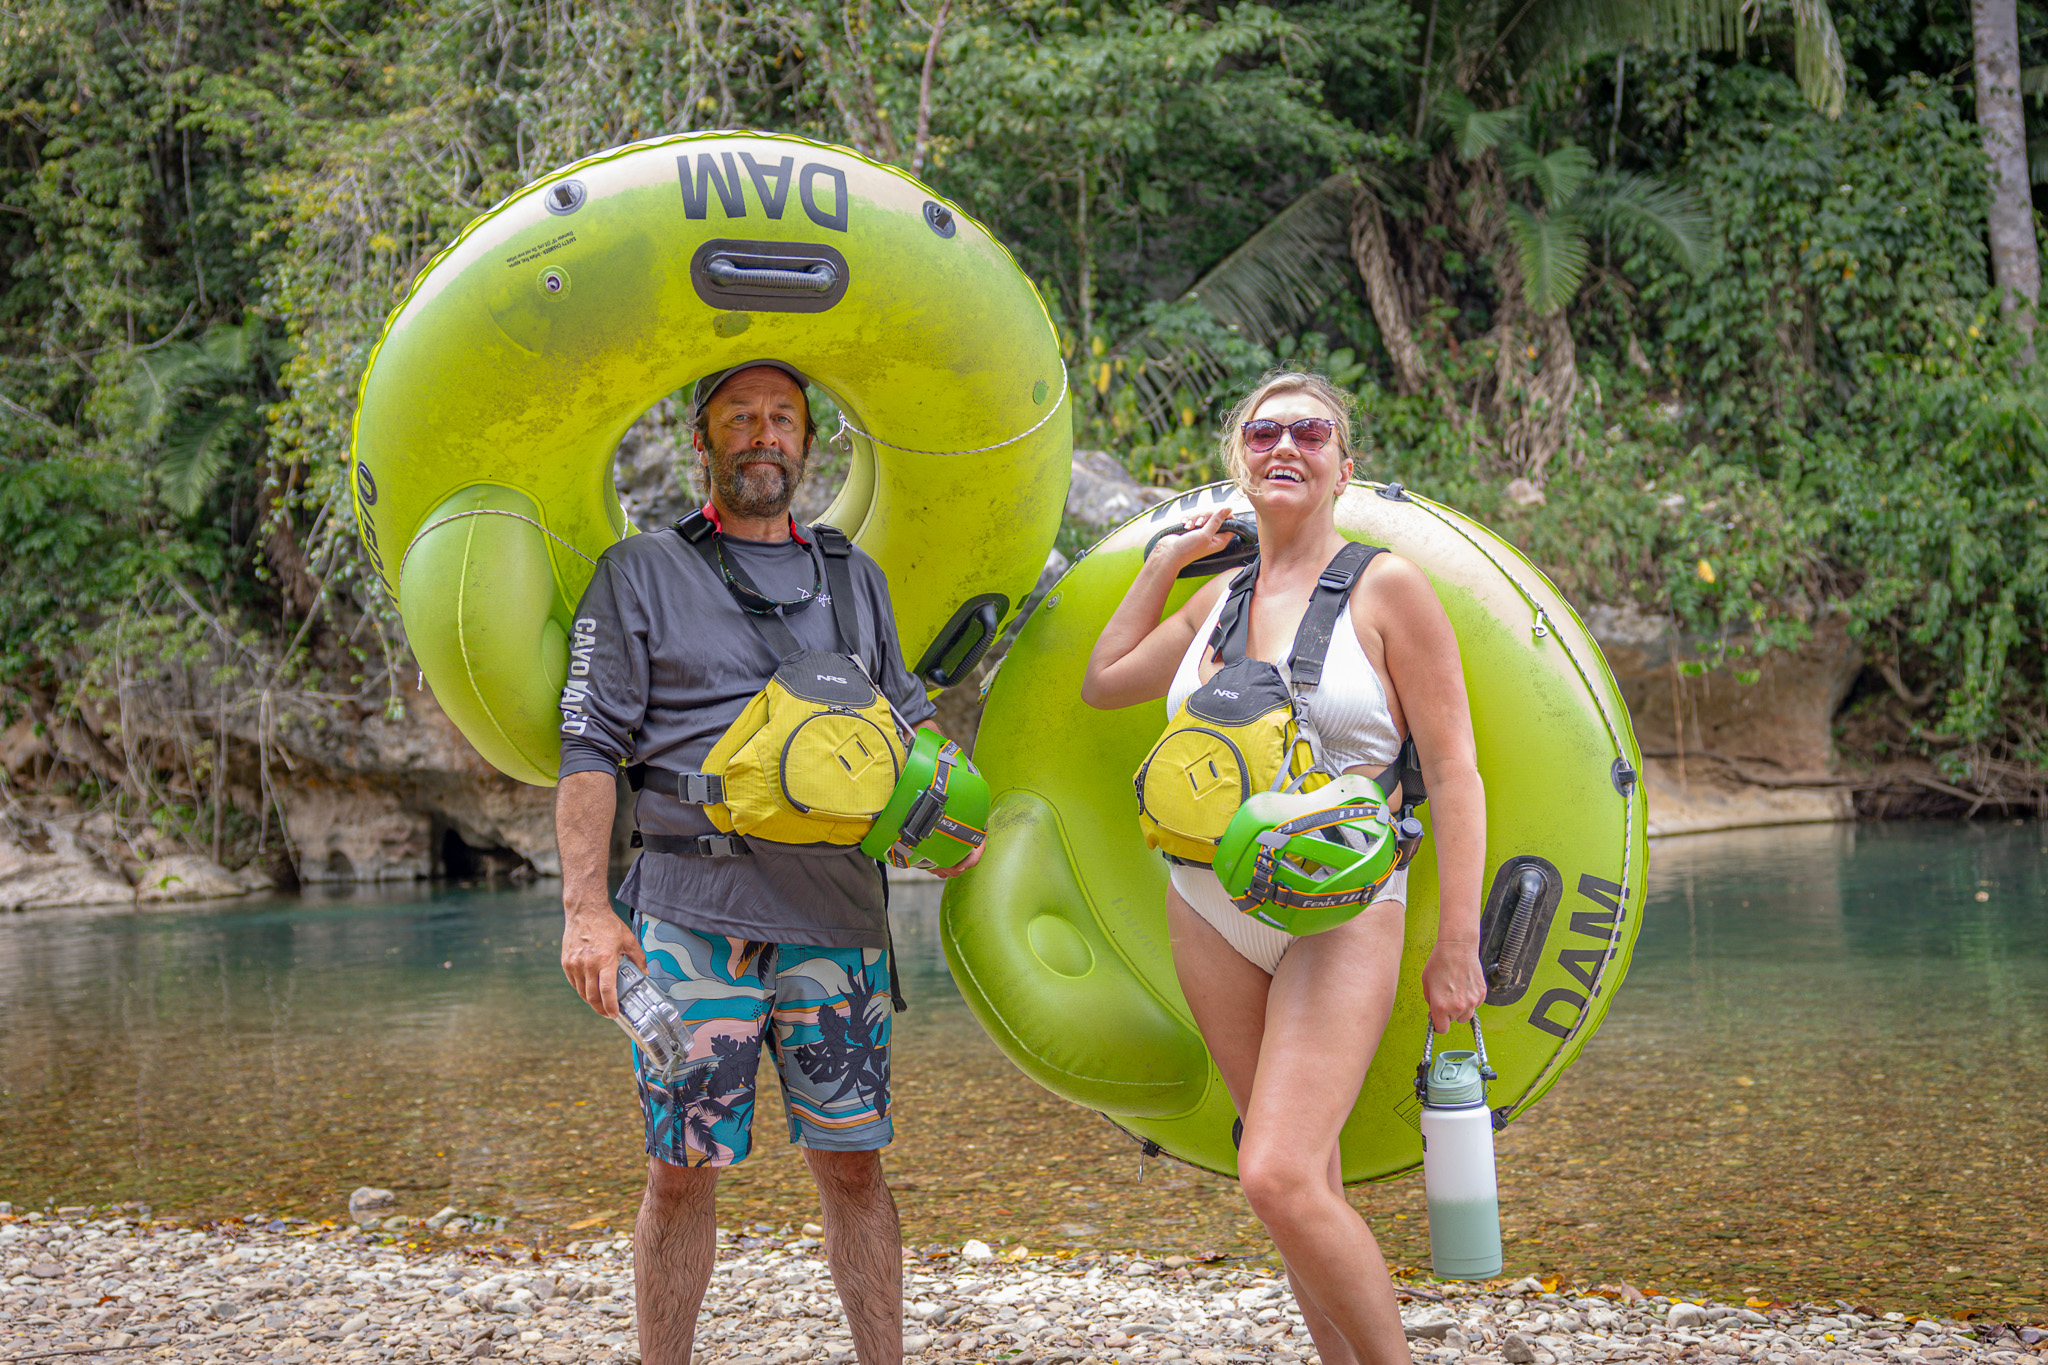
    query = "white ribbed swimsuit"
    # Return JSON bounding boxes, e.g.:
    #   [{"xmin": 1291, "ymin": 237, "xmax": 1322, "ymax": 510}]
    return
[{"xmin": 1165, "ymin": 582, "xmax": 1407, "ymax": 973}]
